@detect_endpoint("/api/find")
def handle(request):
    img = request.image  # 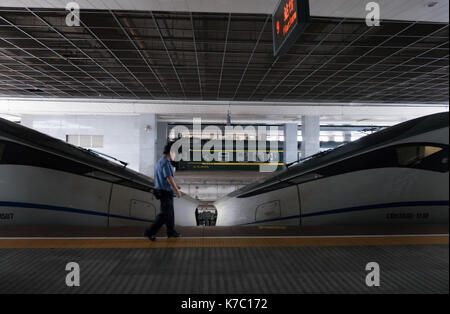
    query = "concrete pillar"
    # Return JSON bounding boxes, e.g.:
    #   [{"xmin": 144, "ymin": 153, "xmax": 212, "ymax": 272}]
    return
[
  {"xmin": 156, "ymin": 121, "xmax": 168, "ymax": 157},
  {"xmin": 301, "ymin": 116, "xmax": 320, "ymax": 158},
  {"xmin": 138, "ymin": 114, "xmax": 157, "ymax": 177},
  {"xmin": 283, "ymin": 123, "xmax": 298, "ymax": 165}
]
